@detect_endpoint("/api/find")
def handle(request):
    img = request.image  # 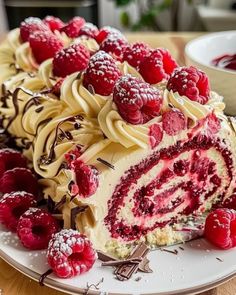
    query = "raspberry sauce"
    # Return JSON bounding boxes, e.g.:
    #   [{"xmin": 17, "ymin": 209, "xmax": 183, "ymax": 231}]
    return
[{"xmin": 212, "ymin": 54, "xmax": 236, "ymax": 71}]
